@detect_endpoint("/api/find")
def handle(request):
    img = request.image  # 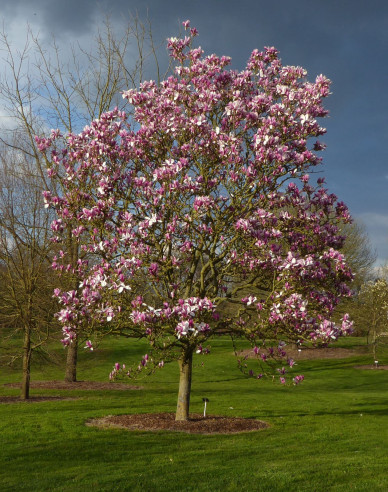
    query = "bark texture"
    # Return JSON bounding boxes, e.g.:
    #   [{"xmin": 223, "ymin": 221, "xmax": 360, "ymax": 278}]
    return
[
  {"xmin": 64, "ymin": 339, "xmax": 78, "ymax": 382},
  {"xmin": 21, "ymin": 327, "xmax": 32, "ymax": 400},
  {"xmin": 175, "ymin": 349, "xmax": 193, "ymax": 421}
]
